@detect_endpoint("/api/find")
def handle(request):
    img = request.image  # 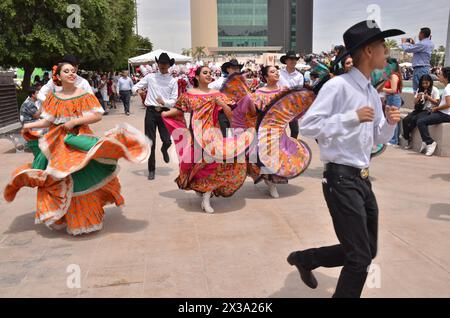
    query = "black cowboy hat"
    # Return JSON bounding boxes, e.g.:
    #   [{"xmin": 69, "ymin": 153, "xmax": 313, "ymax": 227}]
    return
[
  {"xmin": 221, "ymin": 59, "xmax": 243, "ymax": 74},
  {"xmin": 335, "ymin": 20, "xmax": 405, "ymax": 64},
  {"xmin": 155, "ymin": 52, "xmax": 175, "ymax": 67},
  {"xmin": 280, "ymin": 51, "xmax": 300, "ymax": 64}
]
